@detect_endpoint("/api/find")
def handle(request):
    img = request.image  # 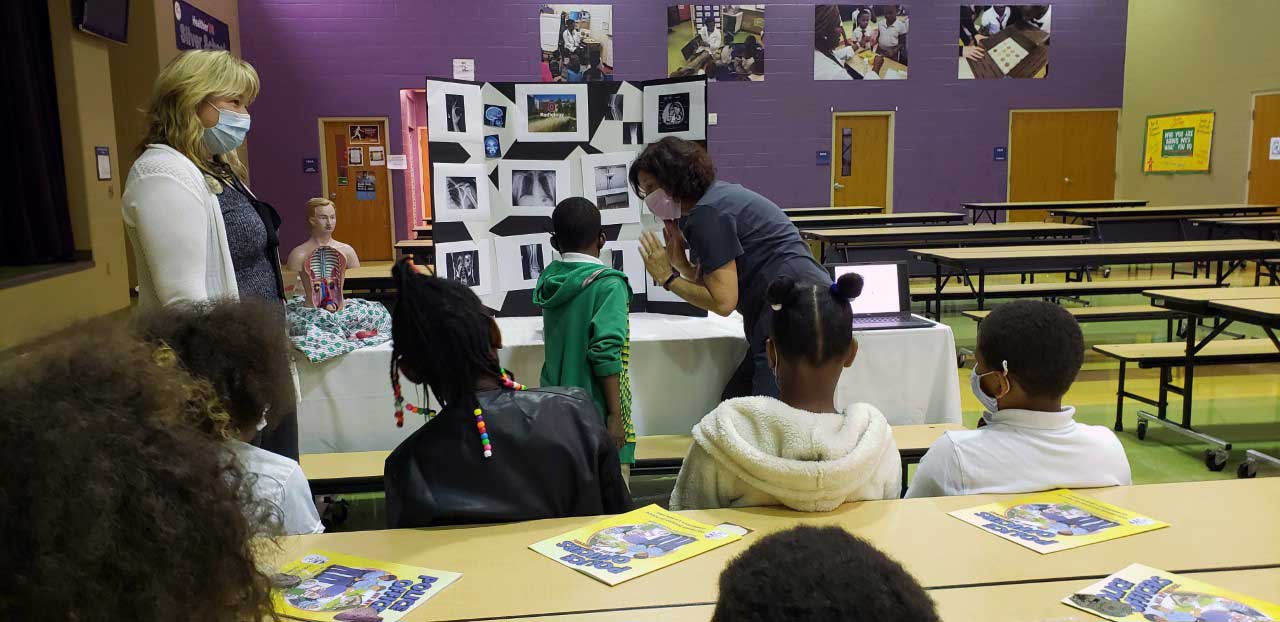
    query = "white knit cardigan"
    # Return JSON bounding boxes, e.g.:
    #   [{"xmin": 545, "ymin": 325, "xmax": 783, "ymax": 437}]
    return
[{"xmin": 122, "ymin": 144, "xmax": 239, "ymax": 312}]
